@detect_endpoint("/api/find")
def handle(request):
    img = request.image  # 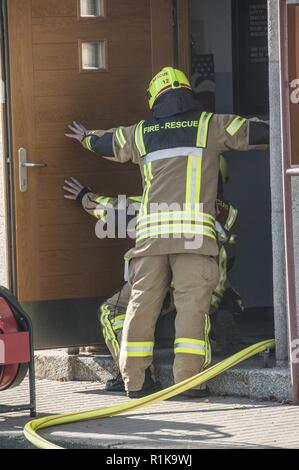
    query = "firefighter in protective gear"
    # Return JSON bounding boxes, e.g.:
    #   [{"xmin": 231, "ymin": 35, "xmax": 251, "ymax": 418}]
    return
[
  {"xmin": 66, "ymin": 67, "xmax": 269, "ymax": 398},
  {"xmin": 64, "ymin": 164, "xmax": 242, "ymax": 393}
]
